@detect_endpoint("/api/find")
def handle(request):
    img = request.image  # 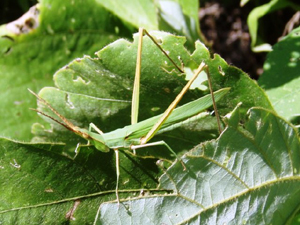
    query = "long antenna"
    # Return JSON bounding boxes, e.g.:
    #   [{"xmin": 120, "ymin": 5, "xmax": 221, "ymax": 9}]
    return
[
  {"xmin": 28, "ymin": 89, "xmax": 96, "ymax": 140},
  {"xmin": 28, "ymin": 89, "xmax": 77, "ymax": 131},
  {"xmin": 29, "ymin": 108, "xmax": 73, "ymax": 132}
]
